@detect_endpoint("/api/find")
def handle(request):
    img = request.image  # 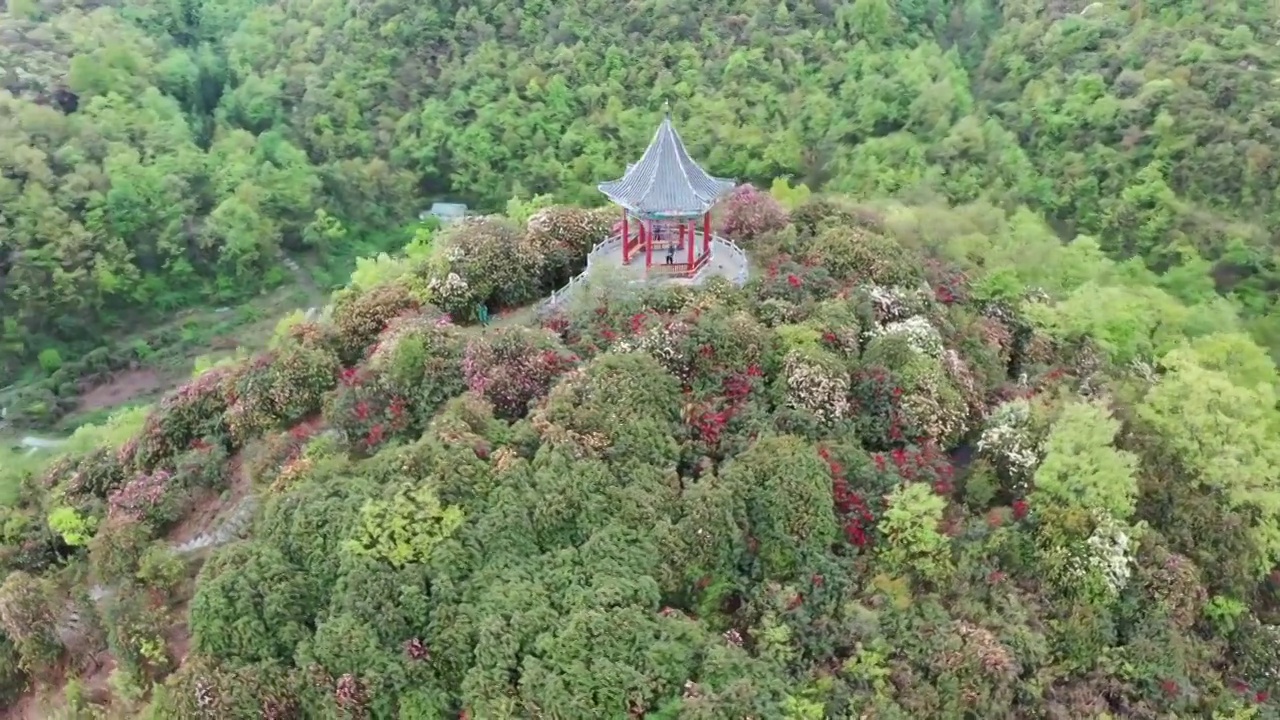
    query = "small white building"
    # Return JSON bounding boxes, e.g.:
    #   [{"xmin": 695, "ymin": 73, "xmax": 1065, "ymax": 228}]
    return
[{"xmin": 421, "ymin": 202, "xmax": 469, "ymax": 225}]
